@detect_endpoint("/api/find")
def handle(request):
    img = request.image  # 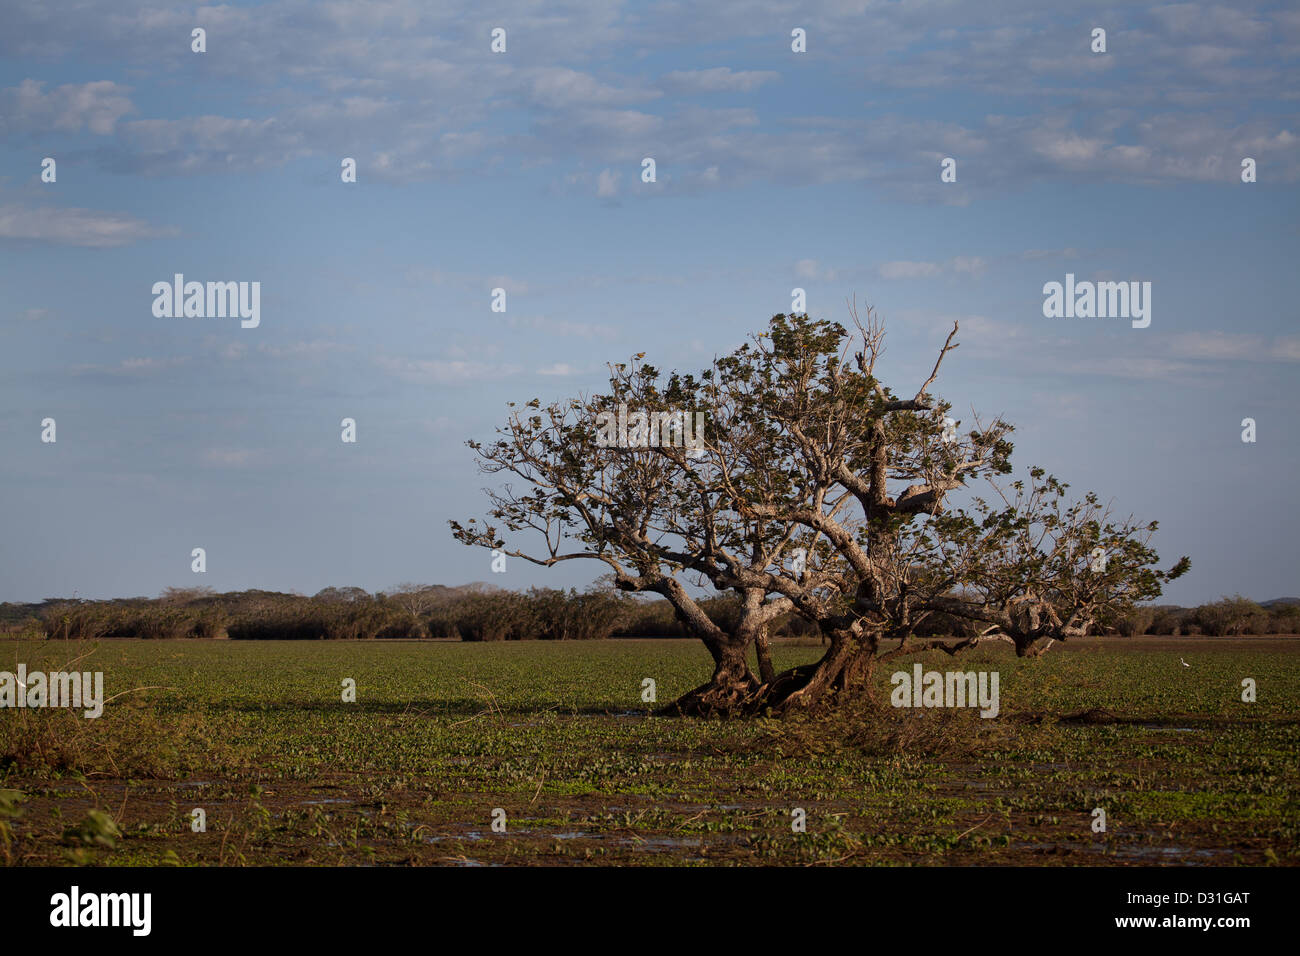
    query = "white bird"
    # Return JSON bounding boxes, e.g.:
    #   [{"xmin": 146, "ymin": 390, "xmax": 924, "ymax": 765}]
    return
[{"xmin": 1180, "ymin": 658, "xmax": 1190, "ymax": 667}]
